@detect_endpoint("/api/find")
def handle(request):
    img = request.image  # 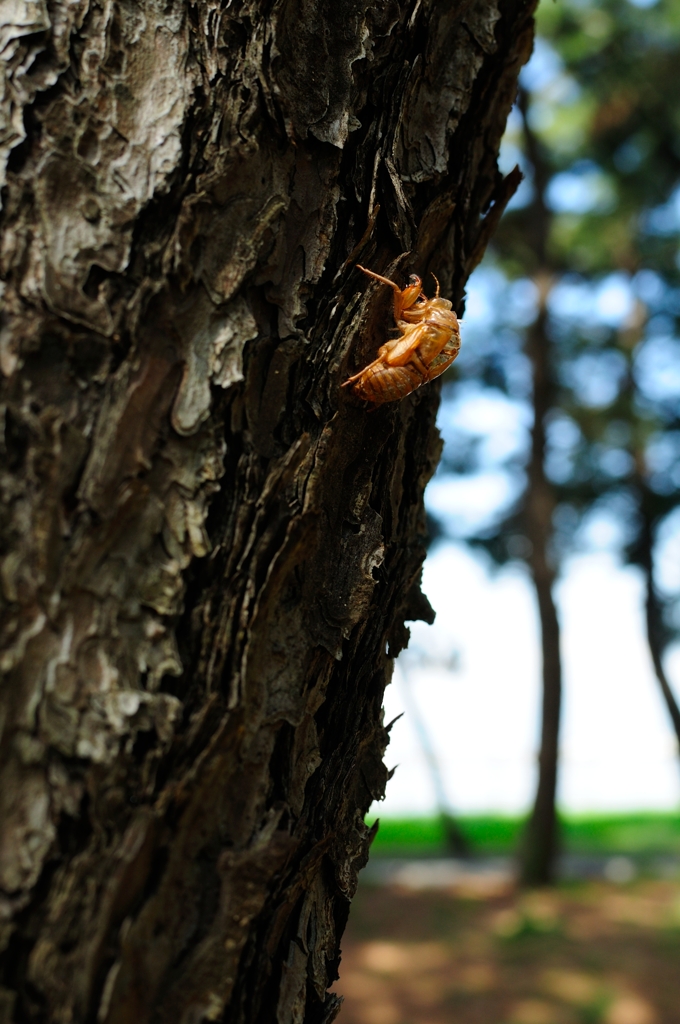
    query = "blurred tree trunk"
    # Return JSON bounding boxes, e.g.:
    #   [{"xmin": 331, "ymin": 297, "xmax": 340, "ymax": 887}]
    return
[
  {"xmin": 638, "ymin": 498, "xmax": 680, "ymax": 751},
  {"xmin": 398, "ymin": 667, "xmax": 469, "ymax": 856},
  {"xmin": 517, "ymin": 93, "xmax": 562, "ymax": 887},
  {"xmin": 520, "ymin": 292, "xmax": 562, "ymax": 886},
  {"xmin": 0, "ymin": 1, "xmax": 536, "ymax": 1021}
]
